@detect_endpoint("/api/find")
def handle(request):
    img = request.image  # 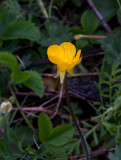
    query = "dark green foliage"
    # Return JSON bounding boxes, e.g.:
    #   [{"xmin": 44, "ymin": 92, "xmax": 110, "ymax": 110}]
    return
[
  {"xmin": 3, "ymin": 20, "xmax": 40, "ymax": 40},
  {"xmin": 0, "ymin": 0, "xmax": 121, "ymax": 159},
  {"xmin": 0, "ymin": 52, "xmax": 44, "ymax": 98},
  {"xmin": 81, "ymin": 10, "xmax": 99, "ymax": 34},
  {"xmin": 92, "ymin": 0, "xmax": 119, "ymax": 21},
  {"xmin": 38, "ymin": 113, "xmax": 52, "ymax": 142},
  {"xmin": 0, "ymin": 9, "xmax": 40, "ymax": 41},
  {"xmin": 38, "ymin": 113, "xmax": 74, "ymax": 146},
  {"xmin": 101, "ymin": 30, "xmax": 121, "ymax": 67},
  {"xmin": 108, "ymin": 144, "xmax": 121, "ymax": 160},
  {"xmin": 37, "ymin": 21, "xmax": 73, "ymax": 47}
]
